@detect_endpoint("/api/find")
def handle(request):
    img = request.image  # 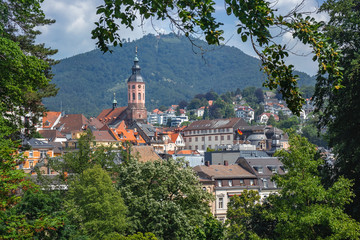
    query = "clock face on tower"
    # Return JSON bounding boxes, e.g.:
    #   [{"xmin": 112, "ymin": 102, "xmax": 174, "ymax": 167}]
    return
[{"xmin": 138, "ymin": 85, "xmax": 141, "ymax": 88}]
